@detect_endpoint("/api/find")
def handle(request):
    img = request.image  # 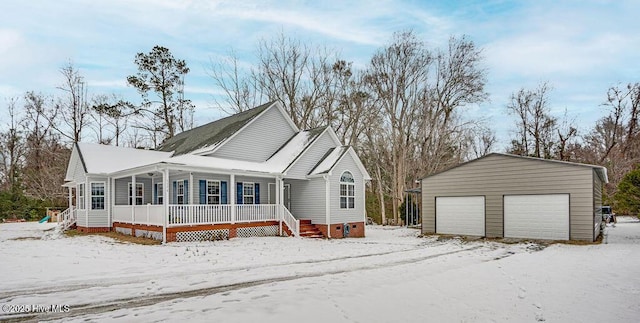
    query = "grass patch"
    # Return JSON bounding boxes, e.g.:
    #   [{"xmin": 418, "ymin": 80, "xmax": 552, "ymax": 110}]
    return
[
  {"xmin": 425, "ymin": 234, "xmax": 602, "ymax": 246},
  {"xmin": 64, "ymin": 229, "xmax": 161, "ymax": 245},
  {"xmin": 9, "ymin": 236, "xmax": 41, "ymax": 241}
]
